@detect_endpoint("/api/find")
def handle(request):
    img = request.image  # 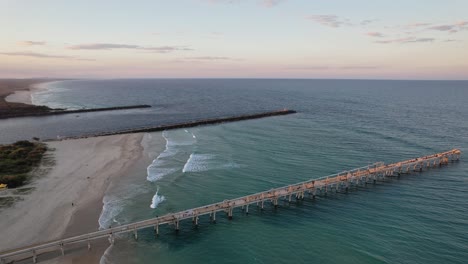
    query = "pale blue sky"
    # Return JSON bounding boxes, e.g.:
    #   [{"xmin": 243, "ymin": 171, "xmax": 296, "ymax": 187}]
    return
[{"xmin": 1, "ymin": 0, "xmax": 467, "ymax": 79}]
